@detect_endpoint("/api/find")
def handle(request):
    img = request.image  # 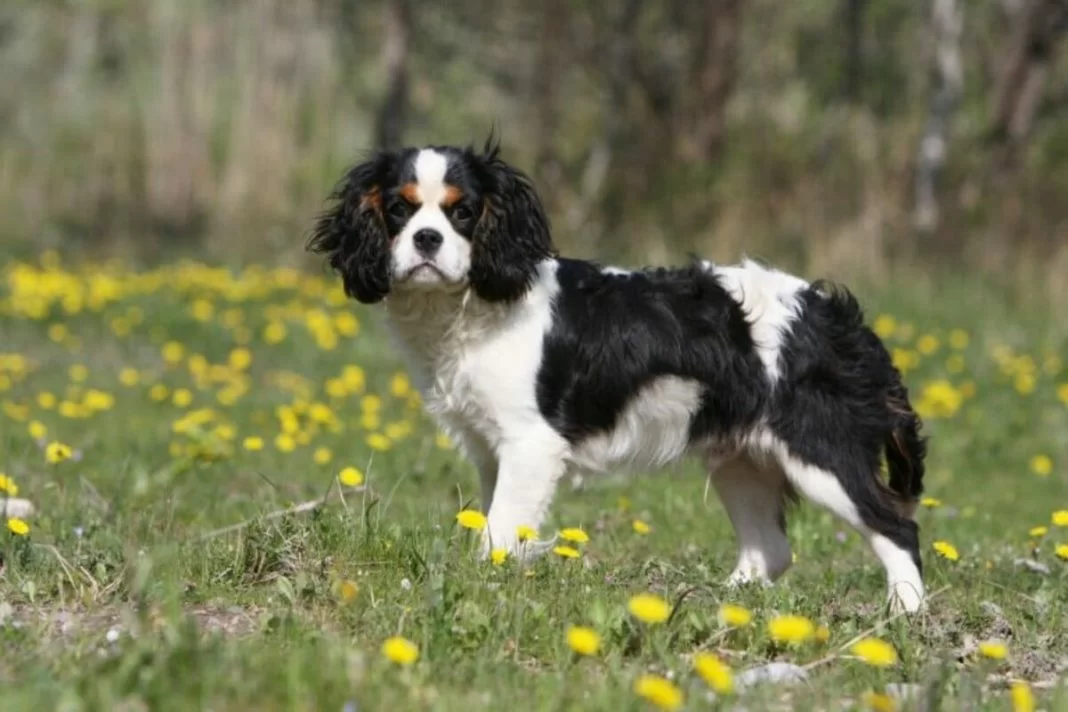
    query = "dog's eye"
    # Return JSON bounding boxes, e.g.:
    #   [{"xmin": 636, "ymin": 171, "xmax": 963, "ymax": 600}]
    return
[
  {"xmin": 387, "ymin": 201, "xmax": 410, "ymax": 219},
  {"xmin": 452, "ymin": 205, "xmax": 473, "ymax": 223}
]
